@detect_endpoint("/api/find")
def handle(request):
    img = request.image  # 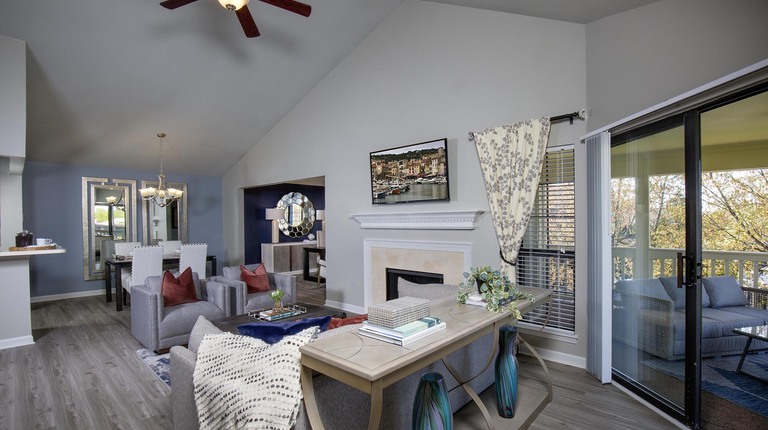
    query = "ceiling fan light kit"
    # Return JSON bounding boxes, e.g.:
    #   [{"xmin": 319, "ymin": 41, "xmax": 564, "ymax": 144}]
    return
[
  {"xmin": 160, "ymin": 0, "xmax": 311, "ymax": 38},
  {"xmin": 218, "ymin": 0, "xmax": 248, "ymax": 11}
]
